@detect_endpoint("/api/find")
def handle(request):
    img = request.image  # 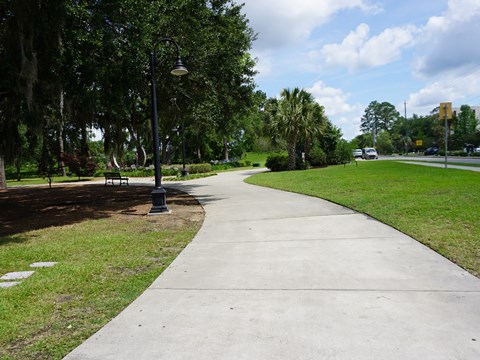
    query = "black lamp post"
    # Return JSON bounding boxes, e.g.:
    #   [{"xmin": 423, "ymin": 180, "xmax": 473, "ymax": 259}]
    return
[{"xmin": 149, "ymin": 38, "xmax": 188, "ymax": 215}]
